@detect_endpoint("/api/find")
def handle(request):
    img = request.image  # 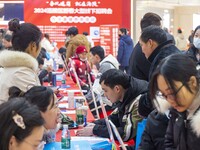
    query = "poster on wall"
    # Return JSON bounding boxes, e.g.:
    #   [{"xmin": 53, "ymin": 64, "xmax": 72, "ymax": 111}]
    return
[
  {"xmin": 100, "ymin": 25, "xmax": 119, "ymax": 57},
  {"xmin": 24, "ymin": 0, "xmax": 130, "ymax": 51}
]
